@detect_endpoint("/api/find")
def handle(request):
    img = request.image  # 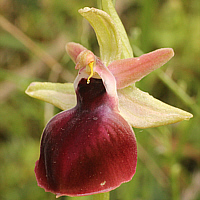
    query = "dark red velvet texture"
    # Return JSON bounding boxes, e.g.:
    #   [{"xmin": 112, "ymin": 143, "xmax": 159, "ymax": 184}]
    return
[{"xmin": 35, "ymin": 78, "xmax": 137, "ymax": 196}]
